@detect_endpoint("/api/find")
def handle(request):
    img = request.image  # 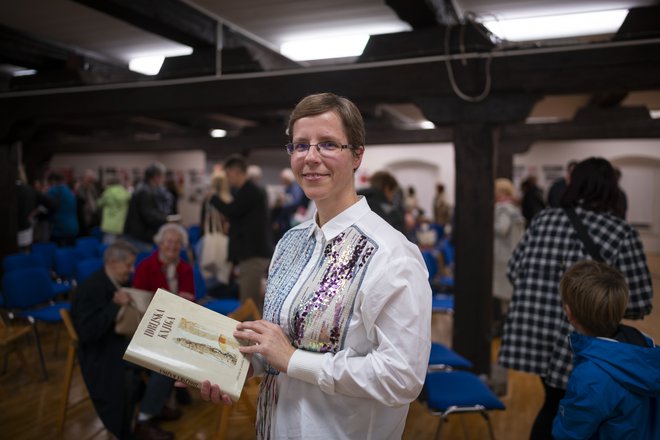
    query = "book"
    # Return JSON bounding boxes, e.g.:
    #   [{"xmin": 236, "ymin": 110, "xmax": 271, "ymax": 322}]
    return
[{"xmin": 123, "ymin": 288, "xmax": 251, "ymax": 401}]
